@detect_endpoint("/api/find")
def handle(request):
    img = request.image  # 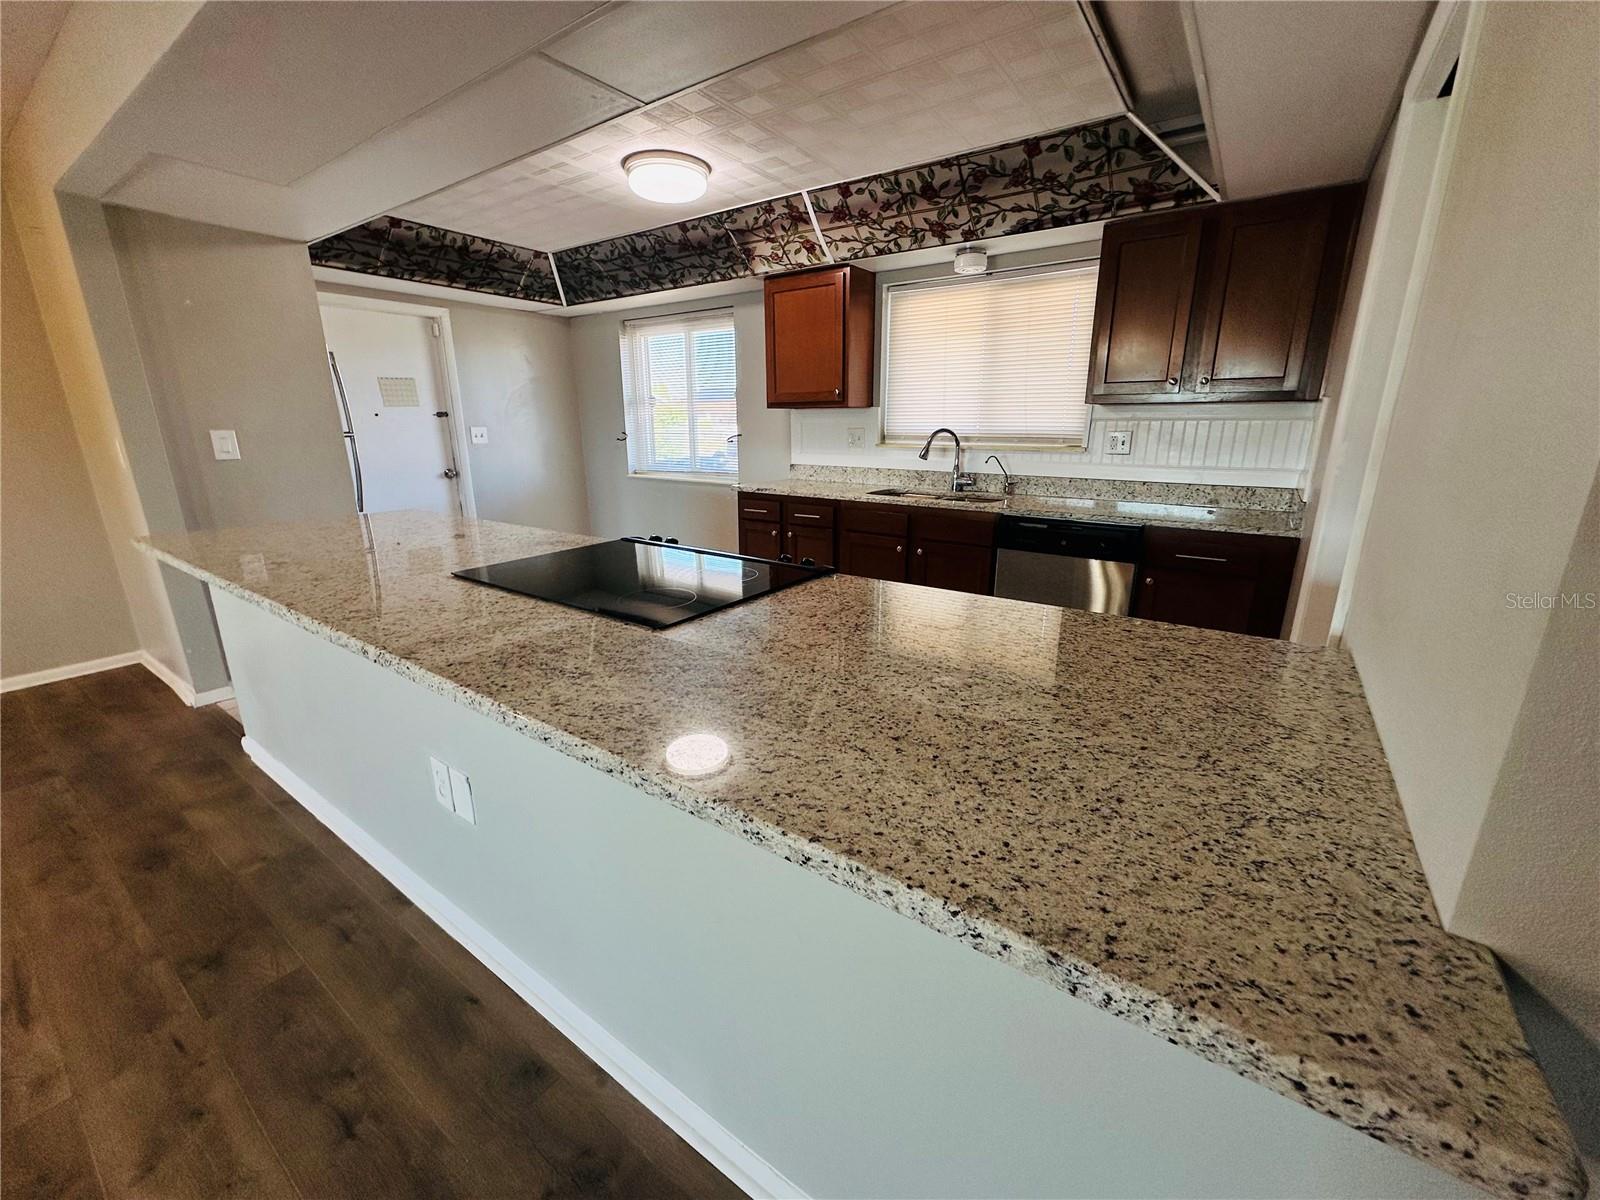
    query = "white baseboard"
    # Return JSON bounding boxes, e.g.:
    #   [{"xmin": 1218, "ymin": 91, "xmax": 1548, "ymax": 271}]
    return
[
  {"xmin": 0, "ymin": 651, "xmax": 144, "ymax": 693},
  {"xmin": 0, "ymin": 649, "xmax": 235, "ymax": 708},
  {"xmin": 241, "ymin": 735, "xmax": 800, "ymax": 1200},
  {"xmin": 138, "ymin": 651, "xmax": 235, "ymax": 708}
]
